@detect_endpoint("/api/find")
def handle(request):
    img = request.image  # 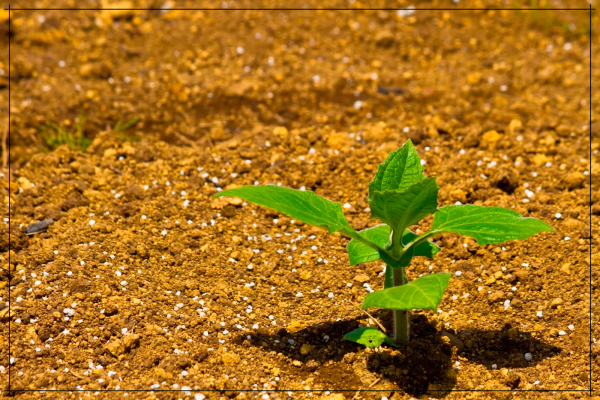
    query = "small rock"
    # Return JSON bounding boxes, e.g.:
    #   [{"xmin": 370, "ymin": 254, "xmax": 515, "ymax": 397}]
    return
[
  {"xmin": 104, "ymin": 304, "xmax": 118, "ymax": 316},
  {"xmin": 273, "ymin": 126, "xmax": 288, "ymax": 138},
  {"xmin": 342, "ymin": 352, "xmax": 355, "ymax": 364},
  {"xmin": 327, "ymin": 133, "xmax": 354, "ymax": 151},
  {"xmin": 300, "ymin": 344, "xmax": 315, "ymax": 355},
  {"xmin": 504, "ymin": 371, "xmax": 521, "ymax": 388},
  {"xmin": 514, "ymin": 270, "xmax": 529, "ymax": 281},
  {"xmin": 482, "ymin": 130, "xmax": 501, "ymax": 143},
  {"xmin": 292, "ymin": 360, "xmax": 302, "ymax": 367},
  {"xmin": 560, "ymin": 263, "xmax": 571, "ymax": 274},
  {"xmin": 550, "ymin": 298, "xmax": 563, "ymax": 309},
  {"xmin": 353, "ymin": 273, "xmax": 370, "ymax": 283},
  {"xmin": 441, "ymin": 331, "xmax": 464, "ymax": 352},
  {"xmin": 239, "ymin": 148, "xmax": 260, "ymax": 159},
  {"xmin": 448, "ymin": 188, "xmax": 467, "ymax": 203},
  {"xmin": 374, "ymin": 30, "xmax": 395, "ymax": 47},
  {"xmin": 79, "ymin": 63, "xmax": 112, "ymax": 79},
  {"xmin": 563, "ymin": 218, "xmax": 583, "ymax": 232},
  {"xmin": 221, "ymin": 351, "xmax": 241, "ymax": 366},
  {"xmin": 488, "ymin": 291, "xmax": 505, "ymax": 303},
  {"xmin": 227, "ymin": 197, "xmax": 243, "ymax": 206},
  {"xmin": 320, "ymin": 394, "xmax": 345, "ymax": 400},
  {"xmin": 564, "ymin": 172, "xmax": 586, "ymax": 190},
  {"xmin": 101, "ymin": 1, "xmax": 136, "ymax": 21},
  {"xmin": 508, "ymin": 119, "xmax": 523, "ymax": 134},
  {"xmin": 104, "ymin": 334, "xmax": 140, "ymax": 357},
  {"xmin": 17, "ymin": 177, "xmax": 32, "ymax": 190},
  {"xmin": 25, "ymin": 219, "xmax": 53, "ymax": 235}
]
